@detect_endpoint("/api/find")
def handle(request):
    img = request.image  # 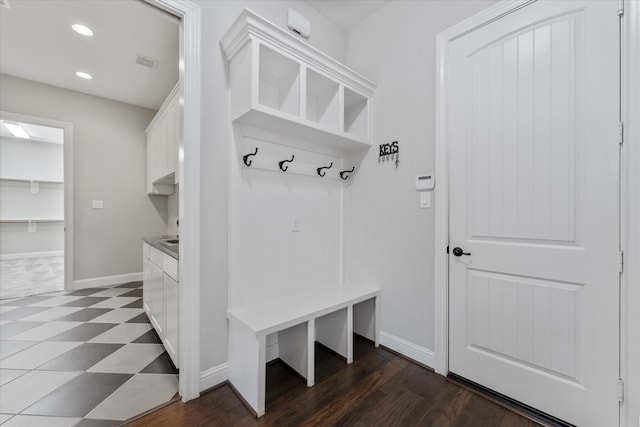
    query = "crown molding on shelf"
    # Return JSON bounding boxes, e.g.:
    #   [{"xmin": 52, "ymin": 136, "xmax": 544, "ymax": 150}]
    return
[{"xmin": 220, "ymin": 8, "xmax": 376, "ymax": 97}]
